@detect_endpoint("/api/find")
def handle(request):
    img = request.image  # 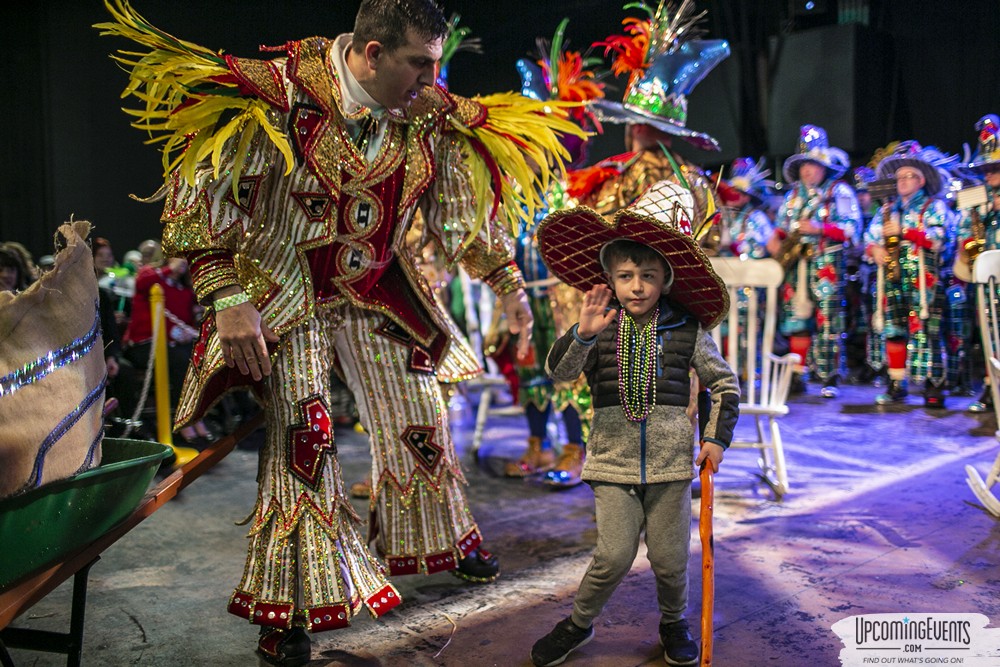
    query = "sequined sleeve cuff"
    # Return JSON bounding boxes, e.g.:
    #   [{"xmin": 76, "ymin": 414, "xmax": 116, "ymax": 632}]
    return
[
  {"xmin": 483, "ymin": 262, "xmax": 525, "ymax": 298},
  {"xmin": 822, "ymin": 223, "xmax": 847, "ymax": 242},
  {"xmin": 188, "ymin": 249, "xmax": 240, "ymax": 303}
]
